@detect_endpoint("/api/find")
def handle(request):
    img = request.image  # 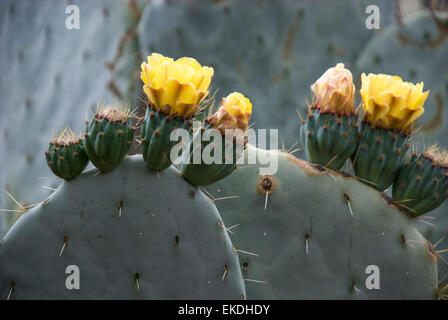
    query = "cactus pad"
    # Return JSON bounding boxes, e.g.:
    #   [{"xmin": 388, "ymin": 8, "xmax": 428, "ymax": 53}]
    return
[
  {"xmin": 0, "ymin": 155, "xmax": 245, "ymax": 299},
  {"xmin": 393, "ymin": 147, "xmax": 448, "ymax": 216},
  {"xmin": 141, "ymin": 107, "xmax": 191, "ymax": 171},
  {"xmin": 84, "ymin": 106, "xmax": 135, "ymax": 172},
  {"xmin": 208, "ymin": 146, "xmax": 438, "ymax": 299},
  {"xmin": 300, "ymin": 109, "xmax": 358, "ymax": 170},
  {"xmin": 45, "ymin": 129, "xmax": 89, "ymax": 180},
  {"xmin": 353, "ymin": 122, "xmax": 410, "ymax": 191}
]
